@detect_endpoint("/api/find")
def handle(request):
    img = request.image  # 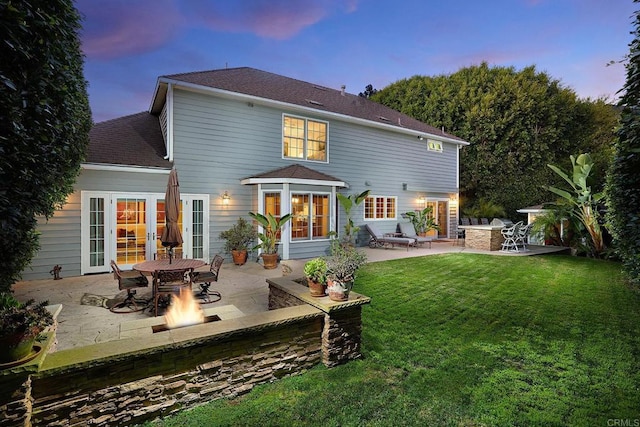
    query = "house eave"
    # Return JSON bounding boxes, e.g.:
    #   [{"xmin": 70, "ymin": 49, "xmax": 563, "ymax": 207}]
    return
[{"xmin": 82, "ymin": 163, "xmax": 171, "ymax": 174}]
